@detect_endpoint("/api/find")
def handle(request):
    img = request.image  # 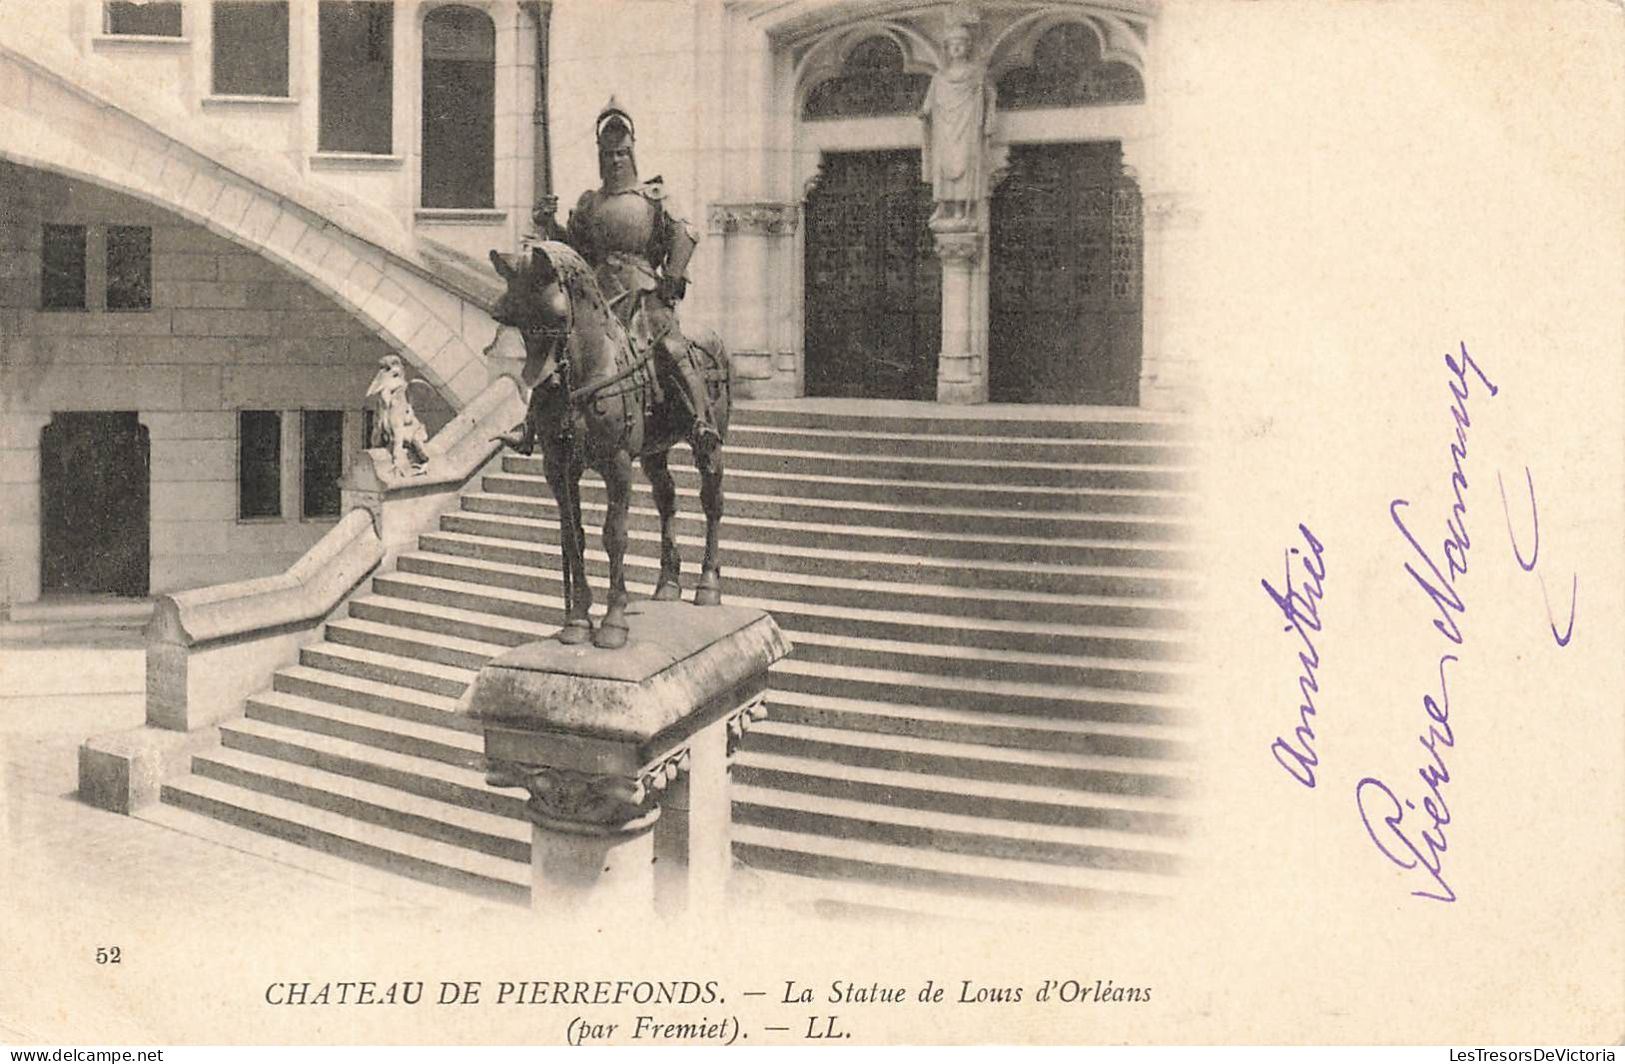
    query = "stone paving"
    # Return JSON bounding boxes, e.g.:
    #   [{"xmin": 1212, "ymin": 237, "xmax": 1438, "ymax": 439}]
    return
[{"xmin": 0, "ymin": 641, "xmax": 449, "ymax": 1042}]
